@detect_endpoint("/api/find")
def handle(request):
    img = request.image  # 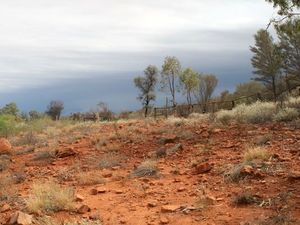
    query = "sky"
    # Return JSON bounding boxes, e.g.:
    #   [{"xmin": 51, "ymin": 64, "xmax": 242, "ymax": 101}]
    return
[{"xmin": 0, "ymin": 0, "xmax": 277, "ymax": 113}]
